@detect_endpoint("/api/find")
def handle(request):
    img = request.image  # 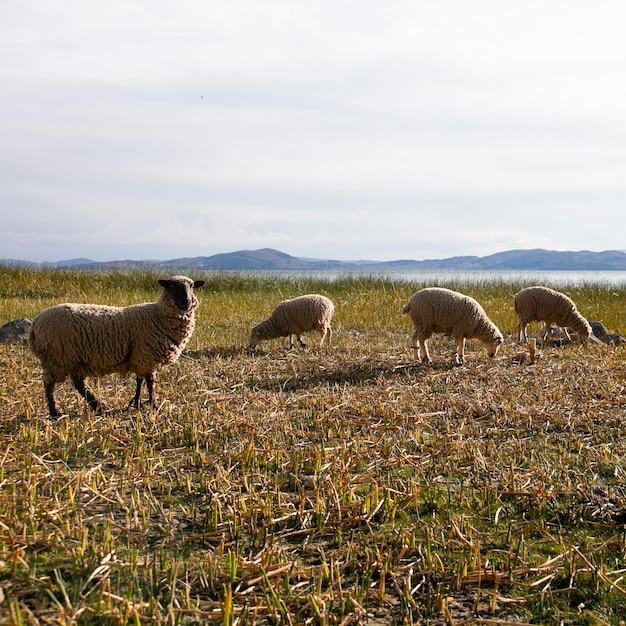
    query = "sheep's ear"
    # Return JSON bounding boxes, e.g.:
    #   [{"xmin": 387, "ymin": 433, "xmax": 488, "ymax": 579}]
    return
[
  {"xmin": 158, "ymin": 279, "xmax": 170, "ymax": 288},
  {"xmin": 193, "ymin": 280, "xmax": 205, "ymax": 289}
]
